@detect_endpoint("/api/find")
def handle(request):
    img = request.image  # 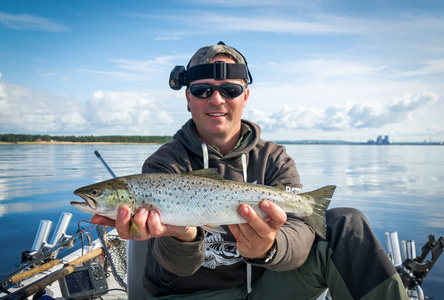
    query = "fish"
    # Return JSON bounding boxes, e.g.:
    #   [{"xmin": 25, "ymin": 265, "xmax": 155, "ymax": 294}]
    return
[{"xmin": 72, "ymin": 169, "xmax": 336, "ymax": 239}]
